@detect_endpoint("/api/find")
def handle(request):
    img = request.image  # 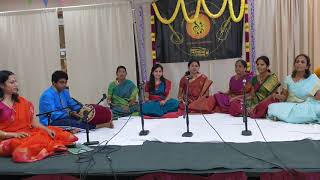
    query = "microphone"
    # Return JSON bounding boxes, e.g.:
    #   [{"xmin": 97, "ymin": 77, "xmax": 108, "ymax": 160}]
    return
[
  {"xmin": 138, "ymin": 81, "xmax": 145, "ymax": 87},
  {"xmin": 102, "ymin": 93, "xmax": 107, "ymax": 100},
  {"xmin": 72, "ymin": 97, "xmax": 83, "ymax": 107},
  {"xmin": 242, "ymin": 79, "xmax": 246, "ymax": 93},
  {"xmin": 241, "ymin": 78, "xmax": 252, "ymax": 136},
  {"xmin": 242, "ymin": 79, "xmax": 247, "ymax": 123},
  {"xmin": 185, "ymin": 71, "xmax": 192, "ymax": 80}
]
